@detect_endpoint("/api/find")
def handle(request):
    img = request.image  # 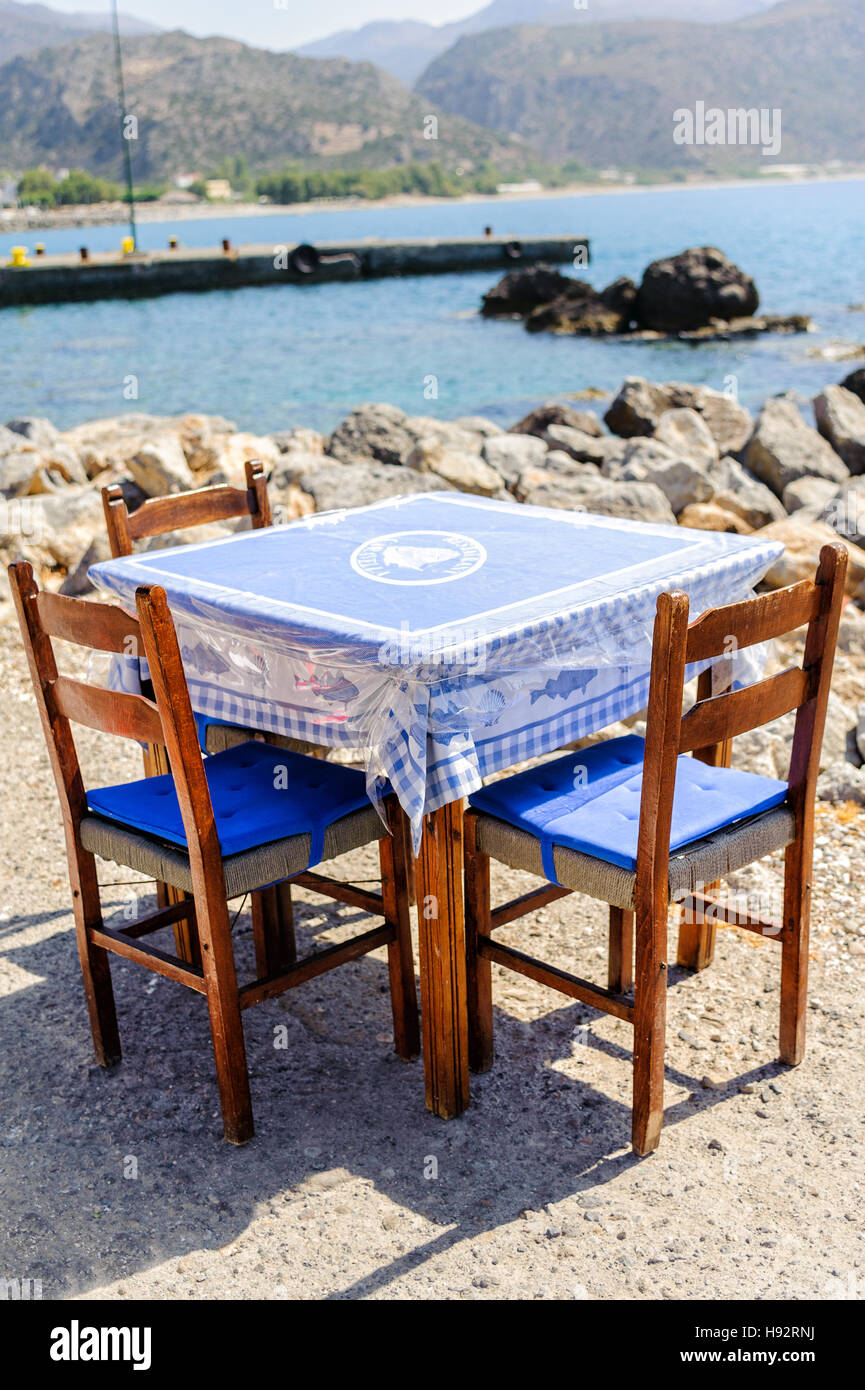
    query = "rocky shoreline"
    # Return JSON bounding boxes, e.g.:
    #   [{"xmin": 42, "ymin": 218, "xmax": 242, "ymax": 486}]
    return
[{"xmin": 3, "ymin": 371, "xmax": 865, "ymax": 802}]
